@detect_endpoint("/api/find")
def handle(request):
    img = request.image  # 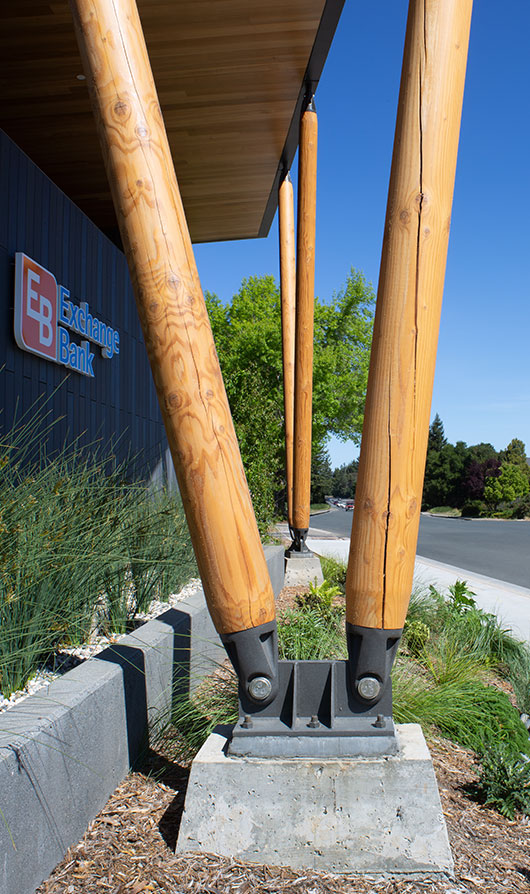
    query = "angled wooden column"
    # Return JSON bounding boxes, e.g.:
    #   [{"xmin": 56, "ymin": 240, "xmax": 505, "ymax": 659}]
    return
[
  {"xmin": 346, "ymin": 0, "xmax": 473, "ymax": 629},
  {"xmin": 69, "ymin": 0, "xmax": 276, "ymax": 636},
  {"xmin": 279, "ymin": 172, "xmax": 296, "ymax": 527},
  {"xmin": 292, "ymin": 100, "xmax": 318, "ymax": 544}
]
